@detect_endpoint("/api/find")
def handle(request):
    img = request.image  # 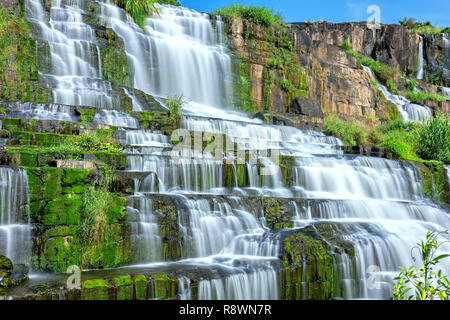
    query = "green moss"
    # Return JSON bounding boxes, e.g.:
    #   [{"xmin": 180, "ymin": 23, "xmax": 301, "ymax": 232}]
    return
[
  {"xmin": 100, "ymin": 30, "xmax": 132, "ymax": 87},
  {"xmin": 113, "ymin": 275, "xmax": 133, "ymax": 300},
  {"xmin": 134, "ymin": 275, "xmax": 148, "ymax": 300},
  {"xmin": 77, "ymin": 108, "xmax": 95, "ymax": 123},
  {"xmin": 152, "ymin": 273, "xmax": 177, "ymax": 299},
  {"xmin": 0, "ymin": 5, "xmax": 49, "ymax": 102},
  {"xmin": 263, "ymin": 198, "xmax": 292, "ymax": 229},
  {"xmin": 82, "ymin": 279, "xmax": 112, "ymax": 300},
  {"xmin": 282, "ymin": 232, "xmax": 335, "ymax": 300}
]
